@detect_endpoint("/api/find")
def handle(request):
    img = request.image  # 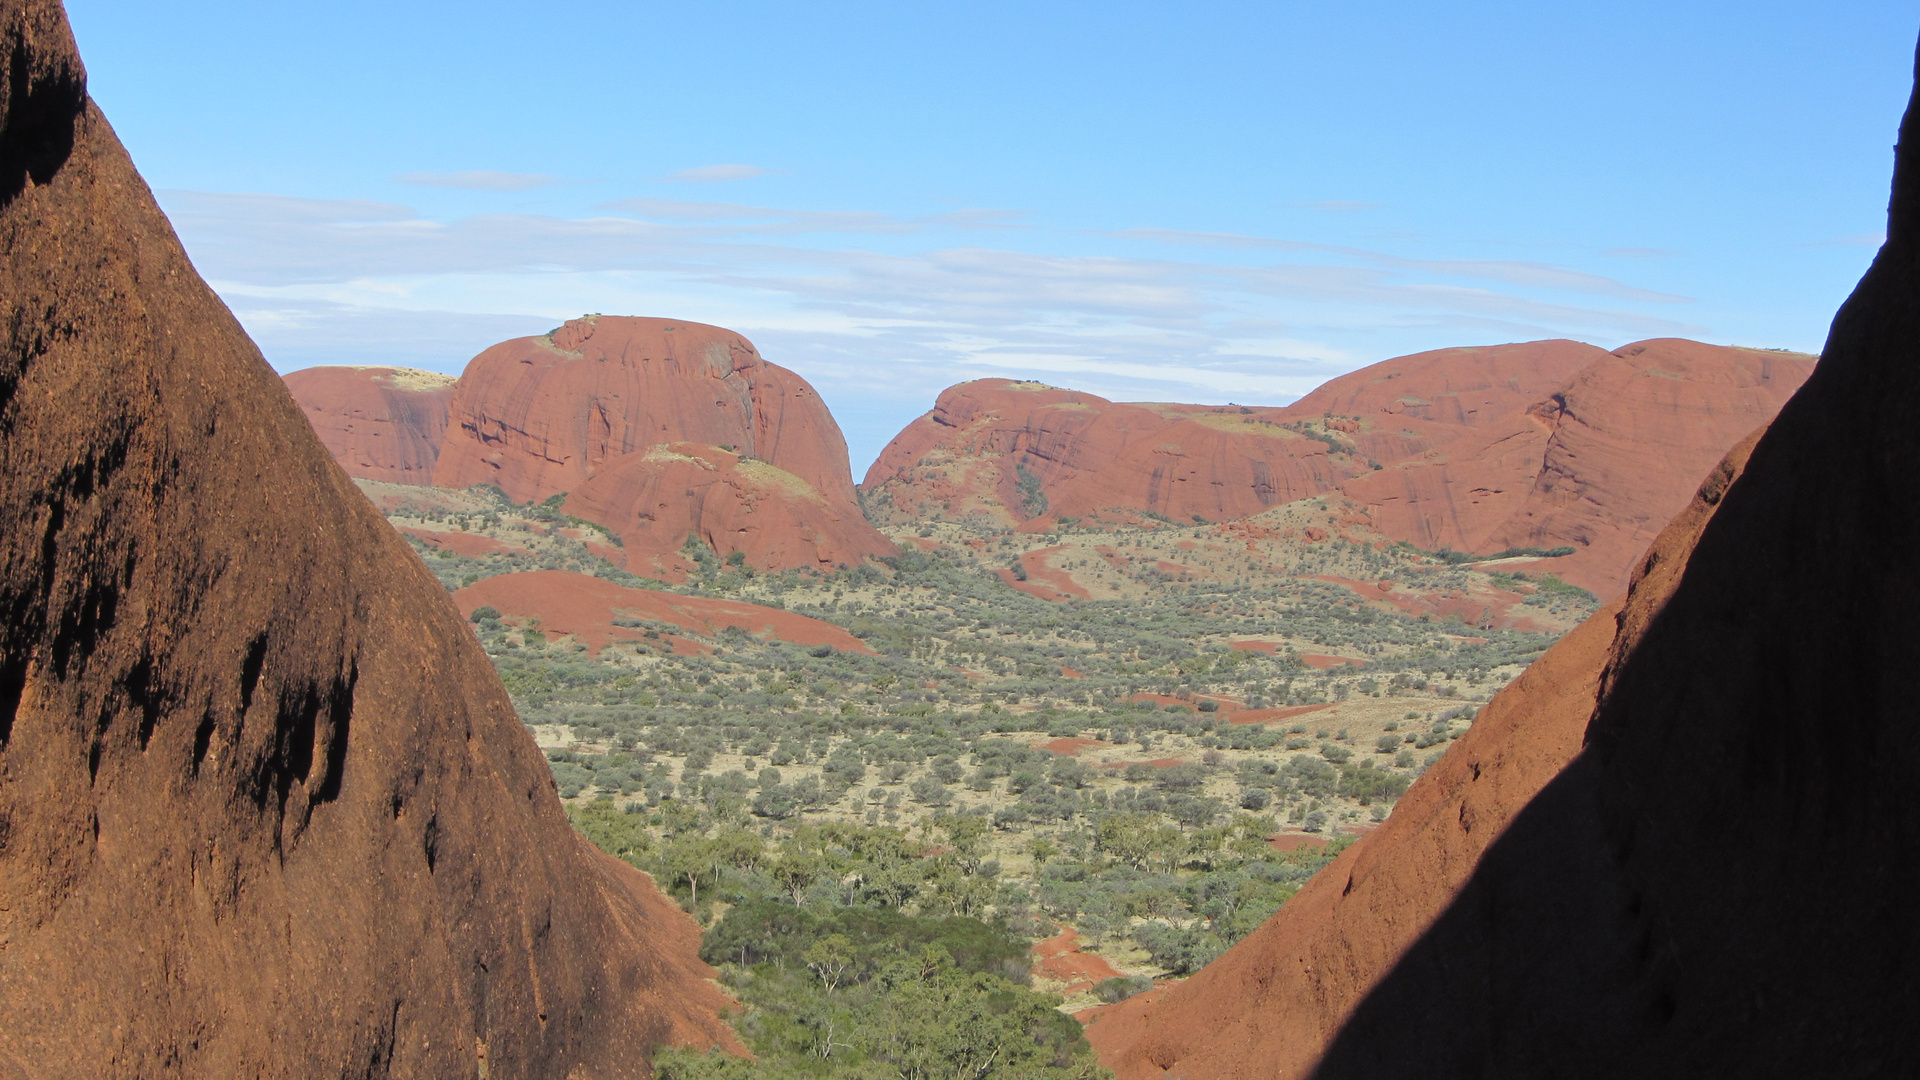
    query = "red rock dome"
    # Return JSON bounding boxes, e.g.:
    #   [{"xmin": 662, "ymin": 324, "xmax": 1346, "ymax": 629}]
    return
[
  {"xmin": 281, "ymin": 365, "xmax": 456, "ymax": 485},
  {"xmin": 433, "ymin": 315, "xmax": 894, "ymax": 575}
]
